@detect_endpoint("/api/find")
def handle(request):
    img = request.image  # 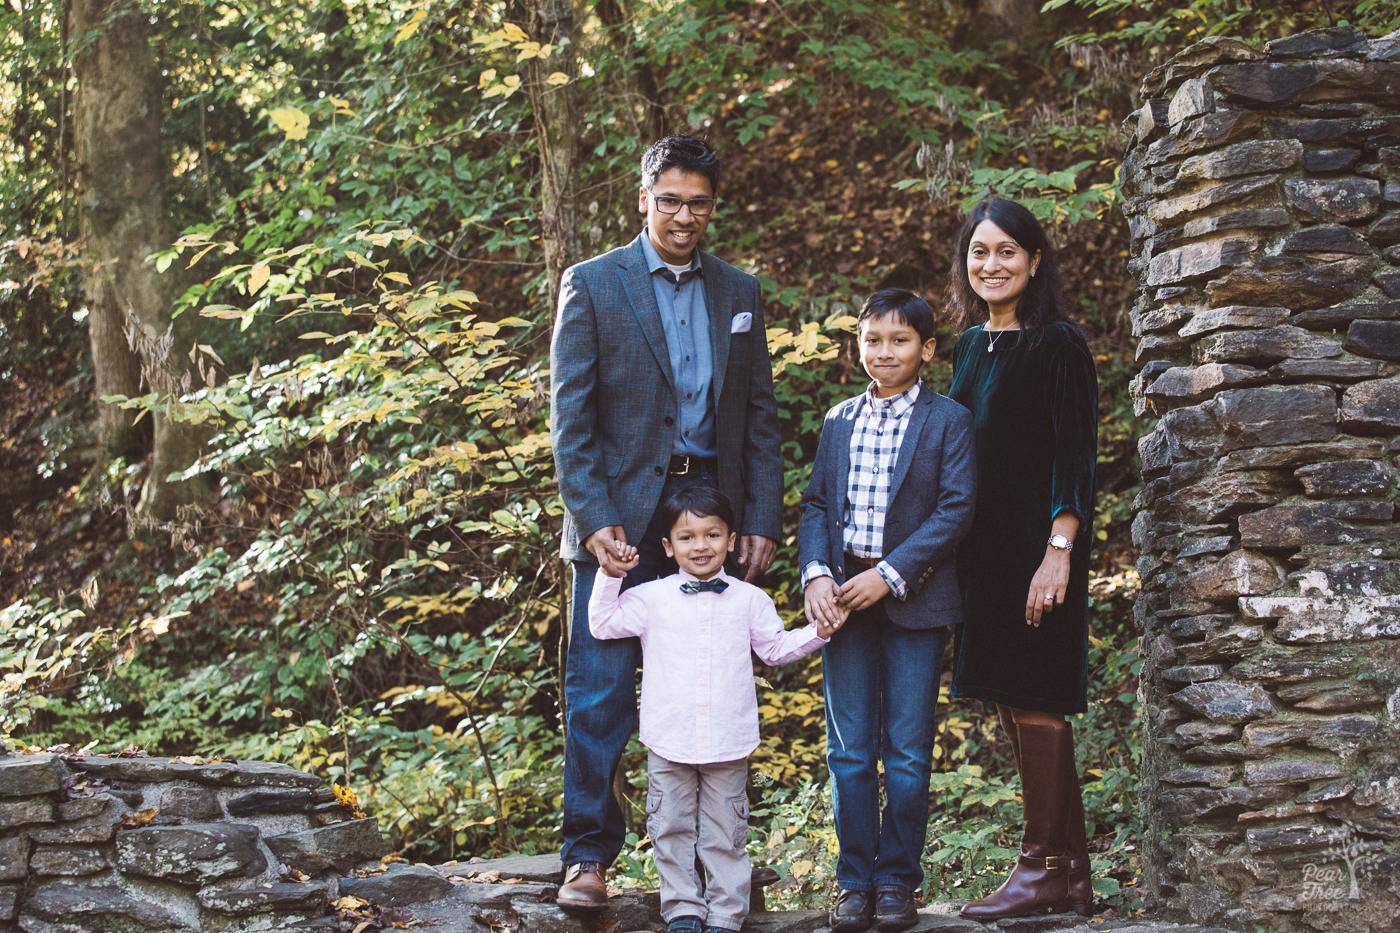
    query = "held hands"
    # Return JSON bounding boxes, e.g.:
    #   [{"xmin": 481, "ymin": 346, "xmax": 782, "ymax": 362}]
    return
[
  {"xmin": 804, "ymin": 576, "xmax": 848, "ymax": 638},
  {"xmin": 1025, "ymin": 548, "xmax": 1071, "ymax": 627},
  {"xmin": 804, "ymin": 569, "xmax": 891, "ymax": 638},
  {"xmin": 836, "ymin": 568, "xmax": 890, "ymax": 613},
  {"xmin": 585, "ymin": 526, "xmax": 639, "ymax": 578}
]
